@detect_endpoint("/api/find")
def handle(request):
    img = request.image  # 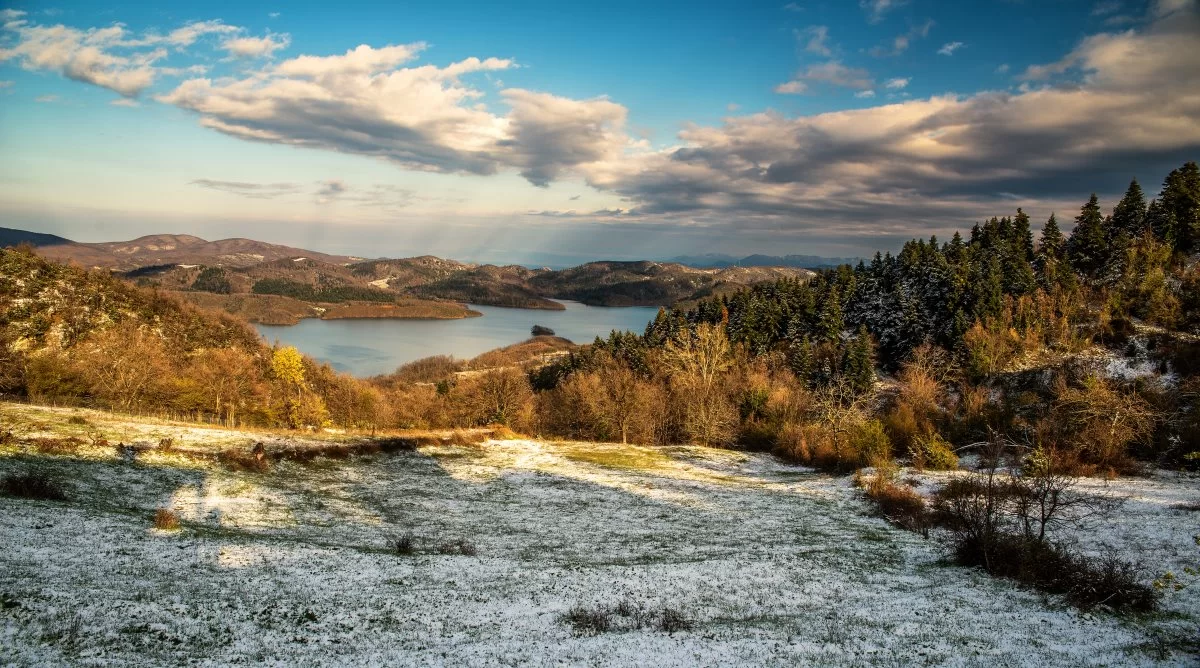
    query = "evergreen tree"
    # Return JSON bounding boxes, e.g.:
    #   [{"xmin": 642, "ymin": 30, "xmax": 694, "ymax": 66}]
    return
[
  {"xmin": 788, "ymin": 336, "xmax": 813, "ymax": 383},
  {"xmin": 1004, "ymin": 208, "xmax": 1037, "ymax": 294},
  {"xmin": 1066, "ymin": 194, "xmax": 1109, "ymax": 279},
  {"xmin": 1111, "ymin": 179, "xmax": 1147, "ymax": 239},
  {"xmin": 818, "ymin": 285, "xmax": 844, "ymax": 342},
  {"xmin": 1157, "ymin": 161, "xmax": 1200, "ymax": 252},
  {"xmin": 843, "ymin": 325, "xmax": 875, "ymax": 393}
]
